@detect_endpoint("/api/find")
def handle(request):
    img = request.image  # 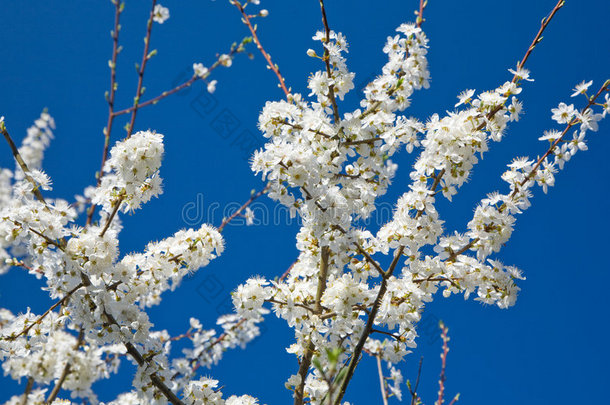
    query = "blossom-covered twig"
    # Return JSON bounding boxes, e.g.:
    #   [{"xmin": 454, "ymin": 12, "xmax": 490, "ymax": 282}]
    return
[
  {"xmin": 318, "ymin": 0, "xmax": 340, "ymax": 123},
  {"xmin": 0, "ymin": 123, "xmax": 46, "ymax": 204},
  {"xmin": 424, "ymin": 0, "xmax": 564, "ymax": 204},
  {"xmin": 4, "ymin": 283, "xmax": 83, "ymax": 341},
  {"xmin": 45, "ymin": 329, "xmax": 85, "ymax": 404},
  {"xmin": 508, "ymin": 80, "xmax": 609, "ymax": 201}
]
